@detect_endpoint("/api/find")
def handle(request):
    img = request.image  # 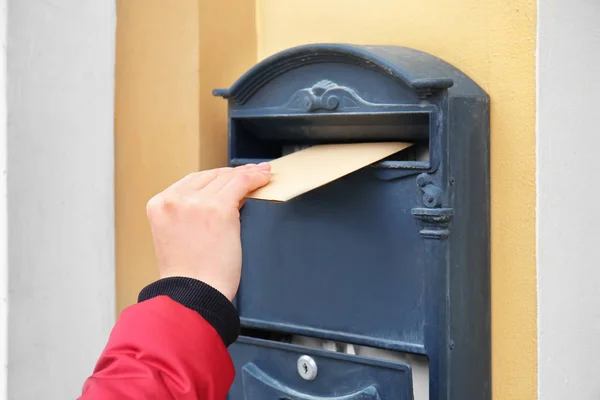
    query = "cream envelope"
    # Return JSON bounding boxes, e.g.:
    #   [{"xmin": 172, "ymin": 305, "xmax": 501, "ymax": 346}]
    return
[{"xmin": 247, "ymin": 142, "xmax": 414, "ymax": 202}]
